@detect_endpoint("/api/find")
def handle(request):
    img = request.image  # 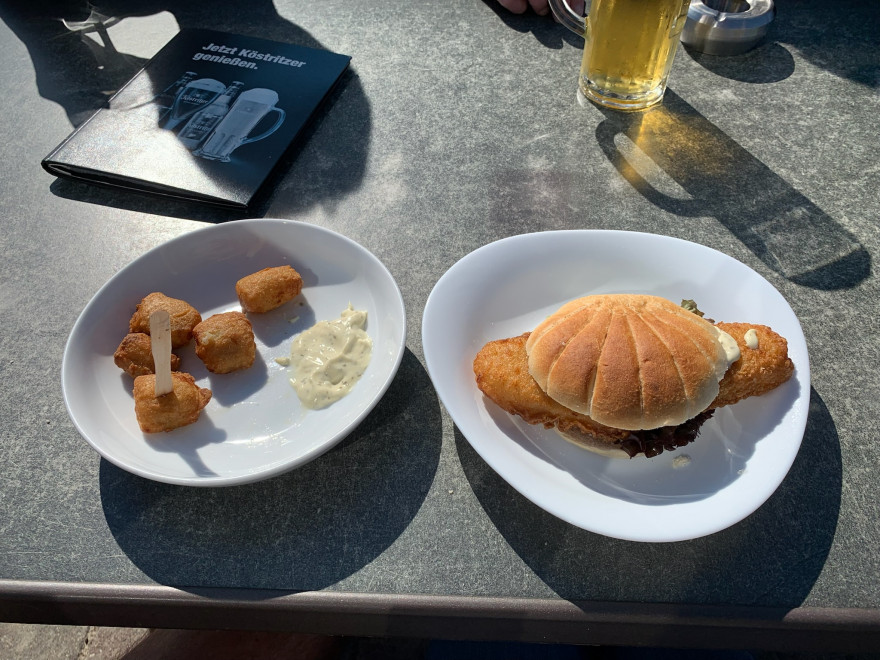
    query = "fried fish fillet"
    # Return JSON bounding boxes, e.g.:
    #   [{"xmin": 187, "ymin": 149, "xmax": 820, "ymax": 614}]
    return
[{"xmin": 473, "ymin": 322, "xmax": 794, "ymax": 448}]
